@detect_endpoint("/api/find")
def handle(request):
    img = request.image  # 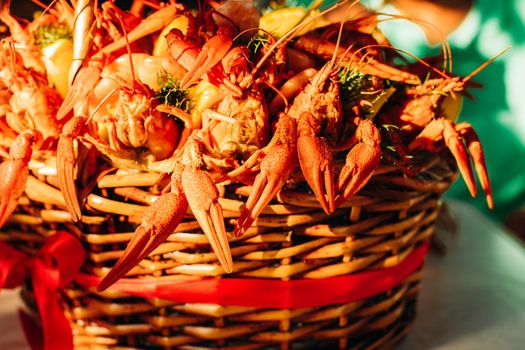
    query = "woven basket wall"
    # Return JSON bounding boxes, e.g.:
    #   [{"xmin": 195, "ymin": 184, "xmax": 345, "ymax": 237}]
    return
[{"xmin": 1, "ymin": 152, "xmax": 457, "ymax": 350}]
